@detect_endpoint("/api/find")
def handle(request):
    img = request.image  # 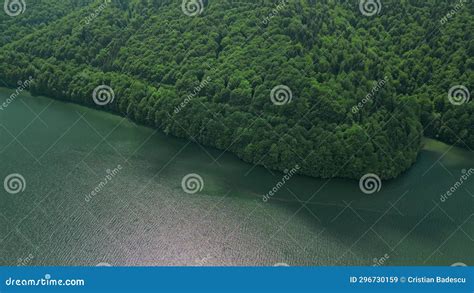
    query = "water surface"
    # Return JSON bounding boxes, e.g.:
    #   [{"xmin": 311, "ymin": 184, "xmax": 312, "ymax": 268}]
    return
[{"xmin": 0, "ymin": 88, "xmax": 473, "ymax": 266}]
